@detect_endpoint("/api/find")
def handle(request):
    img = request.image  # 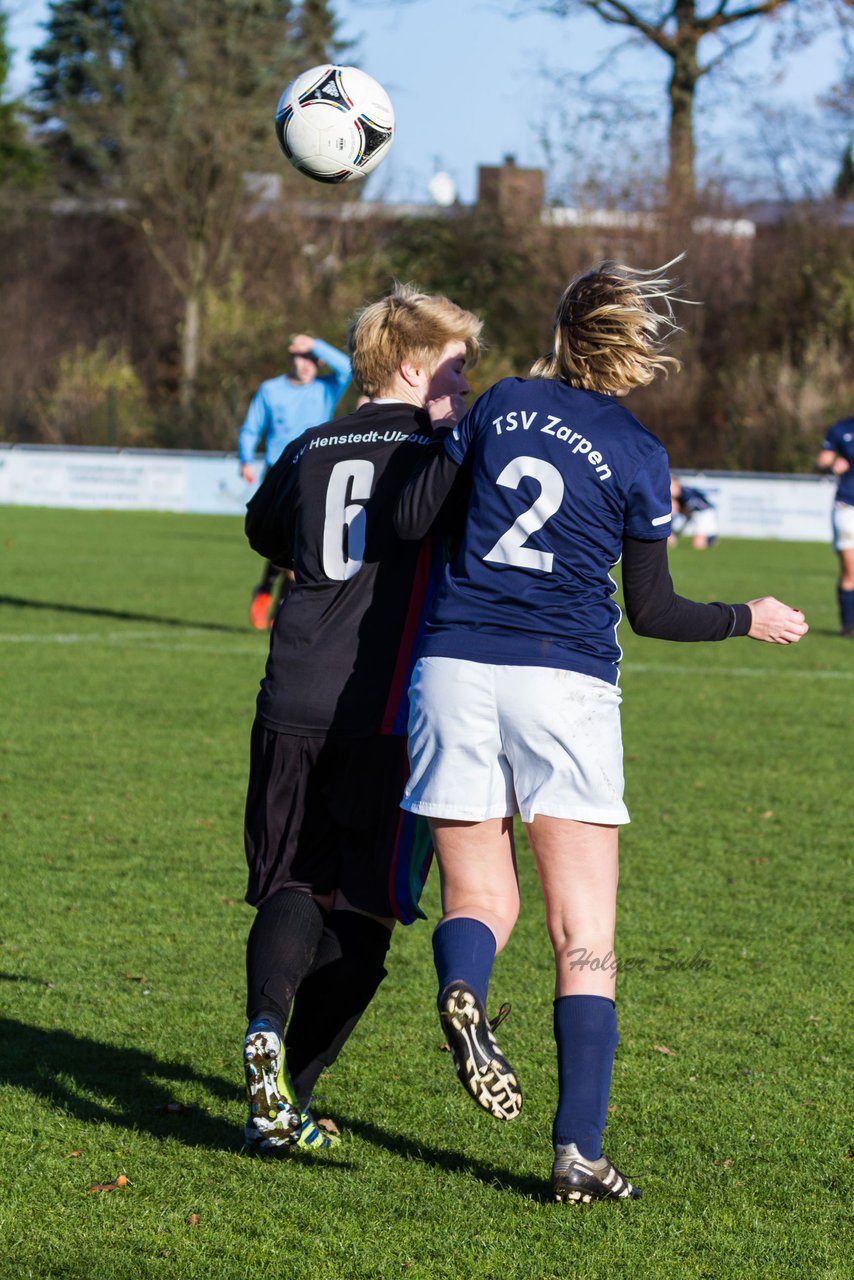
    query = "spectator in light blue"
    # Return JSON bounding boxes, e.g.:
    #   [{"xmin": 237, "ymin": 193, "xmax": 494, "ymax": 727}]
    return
[{"xmin": 240, "ymin": 333, "xmax": 352, "ymax": 628}]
